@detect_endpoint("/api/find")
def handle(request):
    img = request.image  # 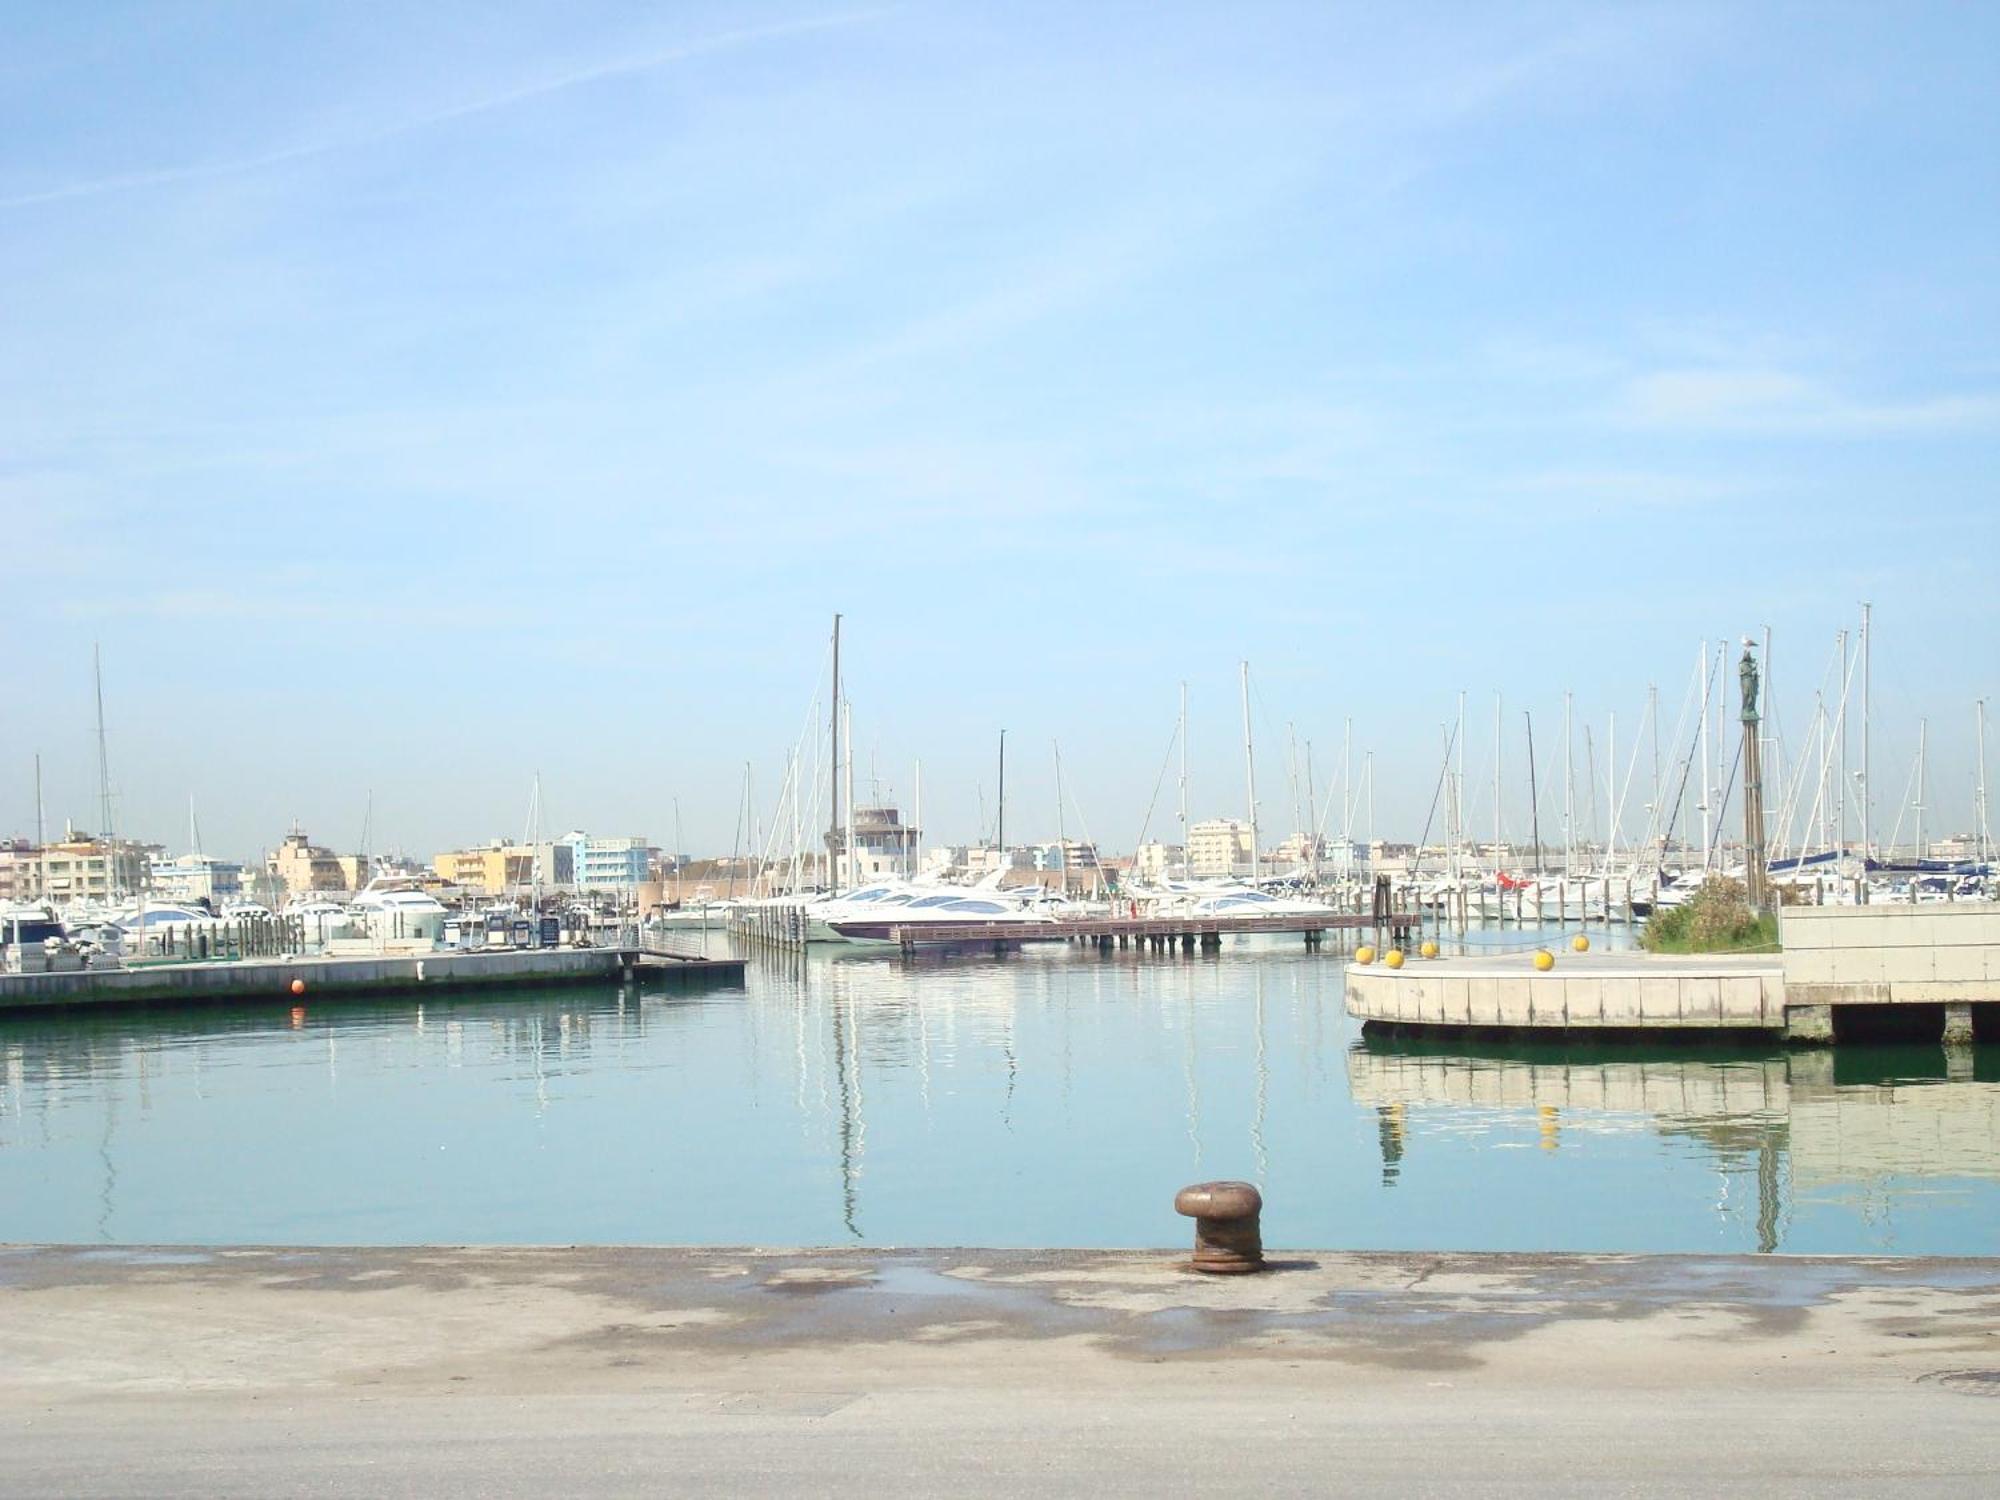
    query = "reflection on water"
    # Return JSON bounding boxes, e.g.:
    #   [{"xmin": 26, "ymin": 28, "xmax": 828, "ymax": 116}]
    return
[{"xmin": 0, "ymin": 937, "xmax": 1995, "ymax": 1253}]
